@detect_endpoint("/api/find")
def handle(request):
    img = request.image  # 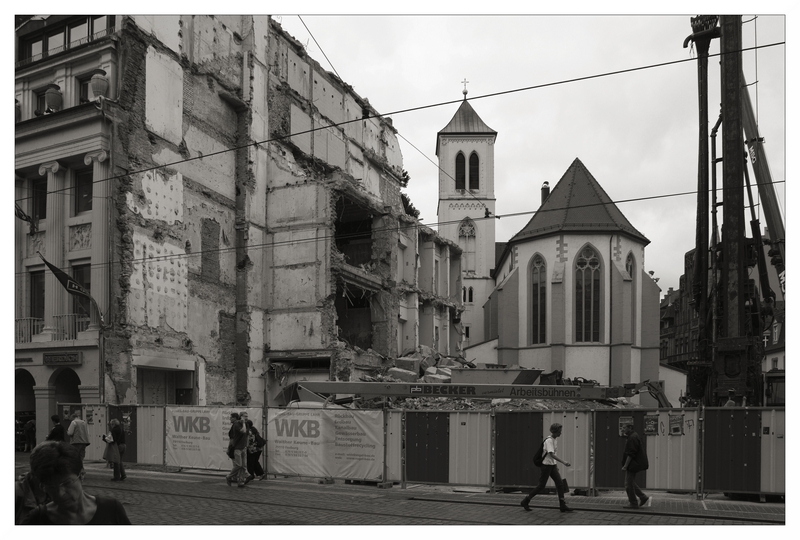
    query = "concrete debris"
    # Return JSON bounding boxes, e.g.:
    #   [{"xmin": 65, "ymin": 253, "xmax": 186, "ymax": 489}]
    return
[
  {"xmin": 423, "ymin": 373, "xmax": 450, "ymax": 384},
  {"xmin": 395, "ymin": 357, "xmax": 421, "ymax": 373},
  {"xmin": 386, "ymin": 367, "xmax": 419, "ymax": 383}
]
